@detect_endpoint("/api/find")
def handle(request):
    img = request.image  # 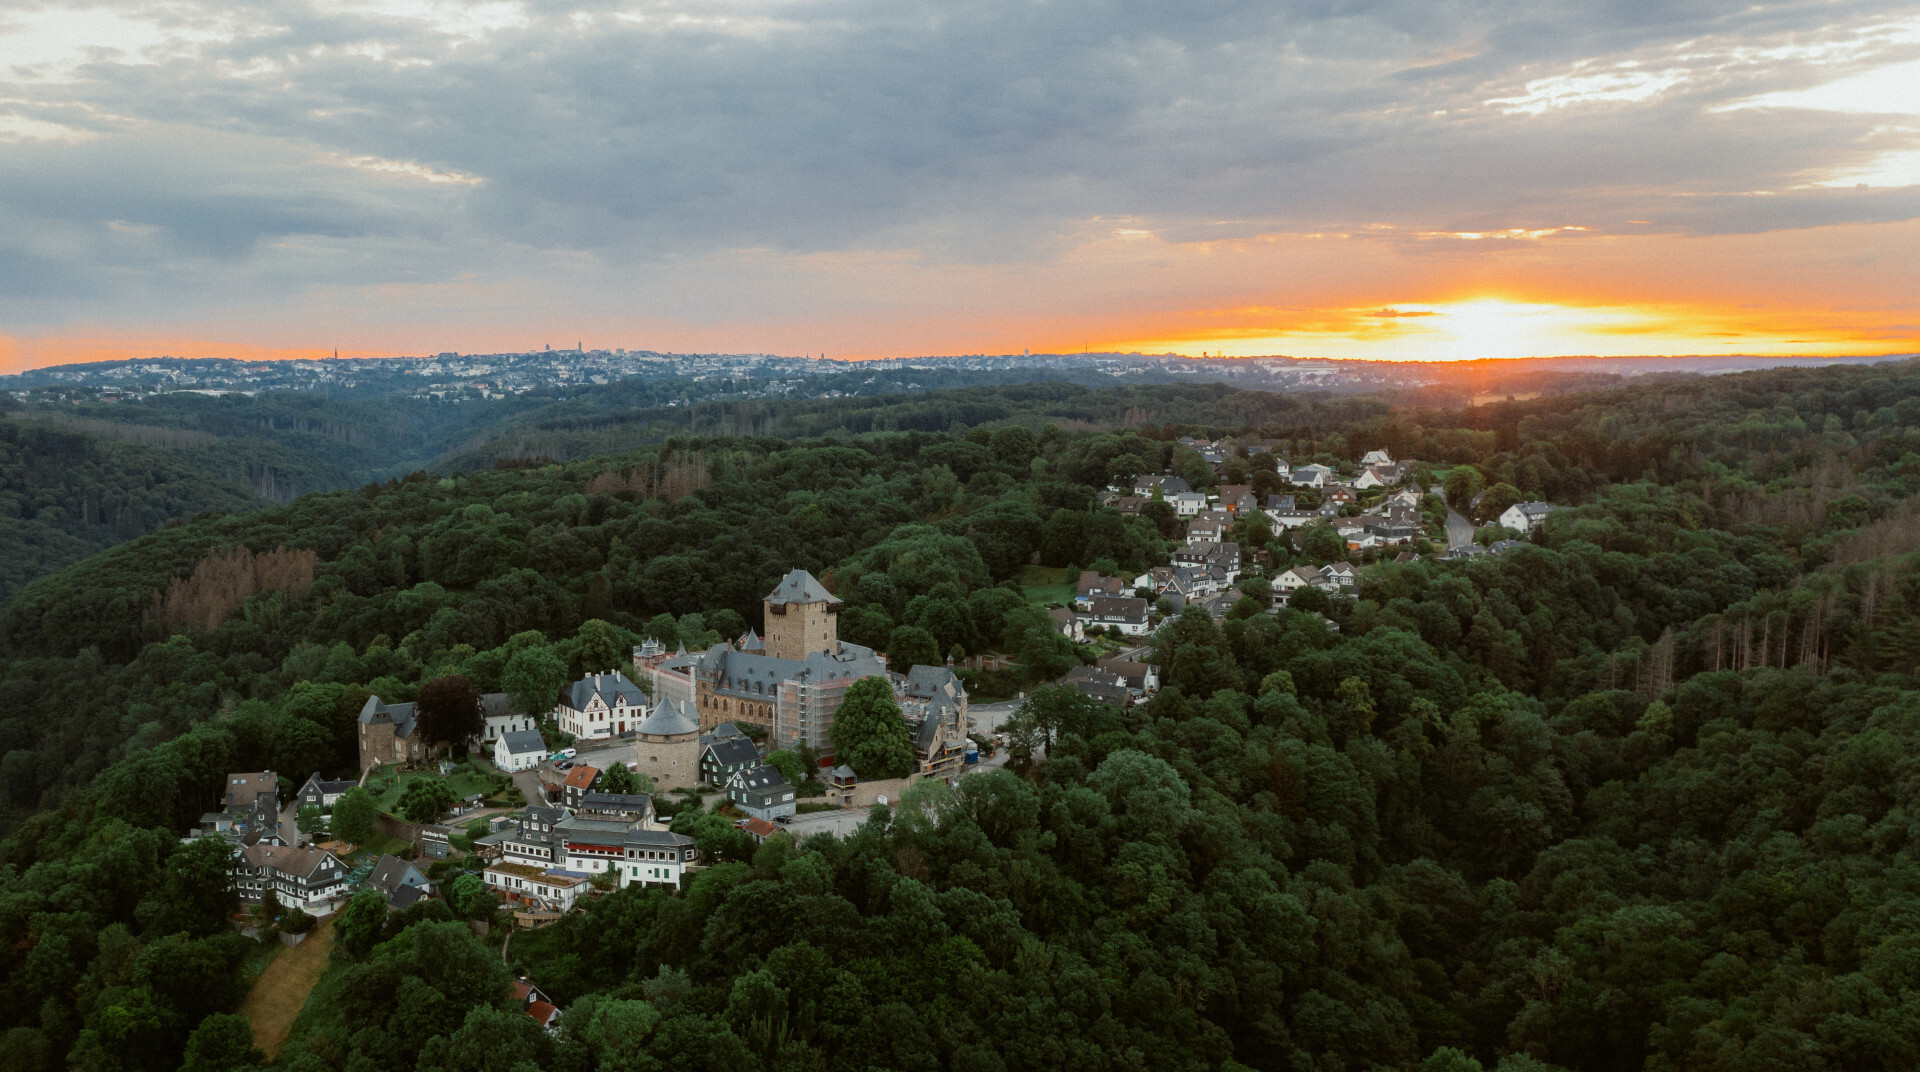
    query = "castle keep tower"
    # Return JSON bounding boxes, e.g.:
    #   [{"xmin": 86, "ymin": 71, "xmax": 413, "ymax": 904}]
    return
[{"xmin": 762, "ymin": 569, "xmax": 840, "ymax": 660}]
